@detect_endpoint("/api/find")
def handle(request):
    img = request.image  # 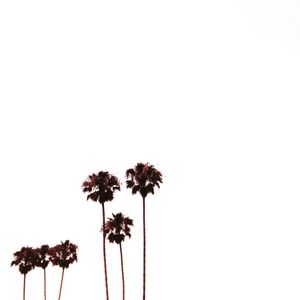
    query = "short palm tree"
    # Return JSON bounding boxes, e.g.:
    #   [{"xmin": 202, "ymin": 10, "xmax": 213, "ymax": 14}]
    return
[
  {"xmin": 11, "ymin": 246, "xmax": 38, "ymax": 300},
  {"xmin": 34, "ymin": 245, "xmax": 50, "ymax": 300},
  {"xmin": 102, "ymin": 213, "xmax": 133, "ymax": 300},
  {"xmin": 82, "ymin": 171, "xmax": 121, "ymax": 300},
  {"xmin": 126, "ymin": 162, "xmax": 162, "ymax": 300},
  {"xmin": 49, "ymin": 240, "xmax": 78, "ymax": 300}
]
